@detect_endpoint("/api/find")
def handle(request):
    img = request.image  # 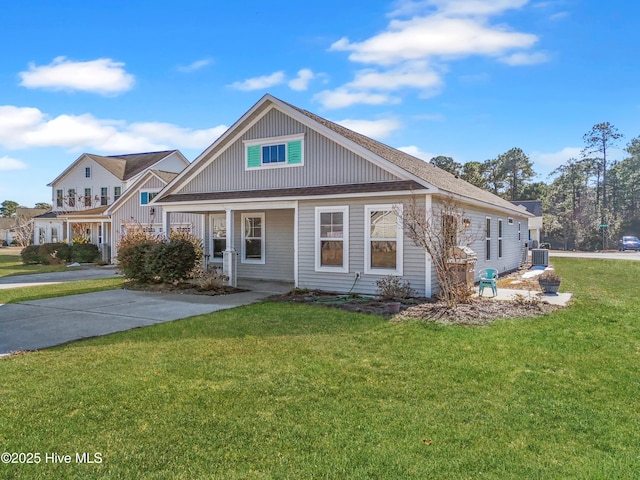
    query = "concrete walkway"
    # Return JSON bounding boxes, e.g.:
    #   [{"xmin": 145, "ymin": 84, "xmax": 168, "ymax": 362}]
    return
[
  {"xmin": 0, "ymin": 279, "xmax": 291, "ymax": 357},
  {"xmin": 476, "ymin": 287, "xmax": 572, "ymax": 306}
]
